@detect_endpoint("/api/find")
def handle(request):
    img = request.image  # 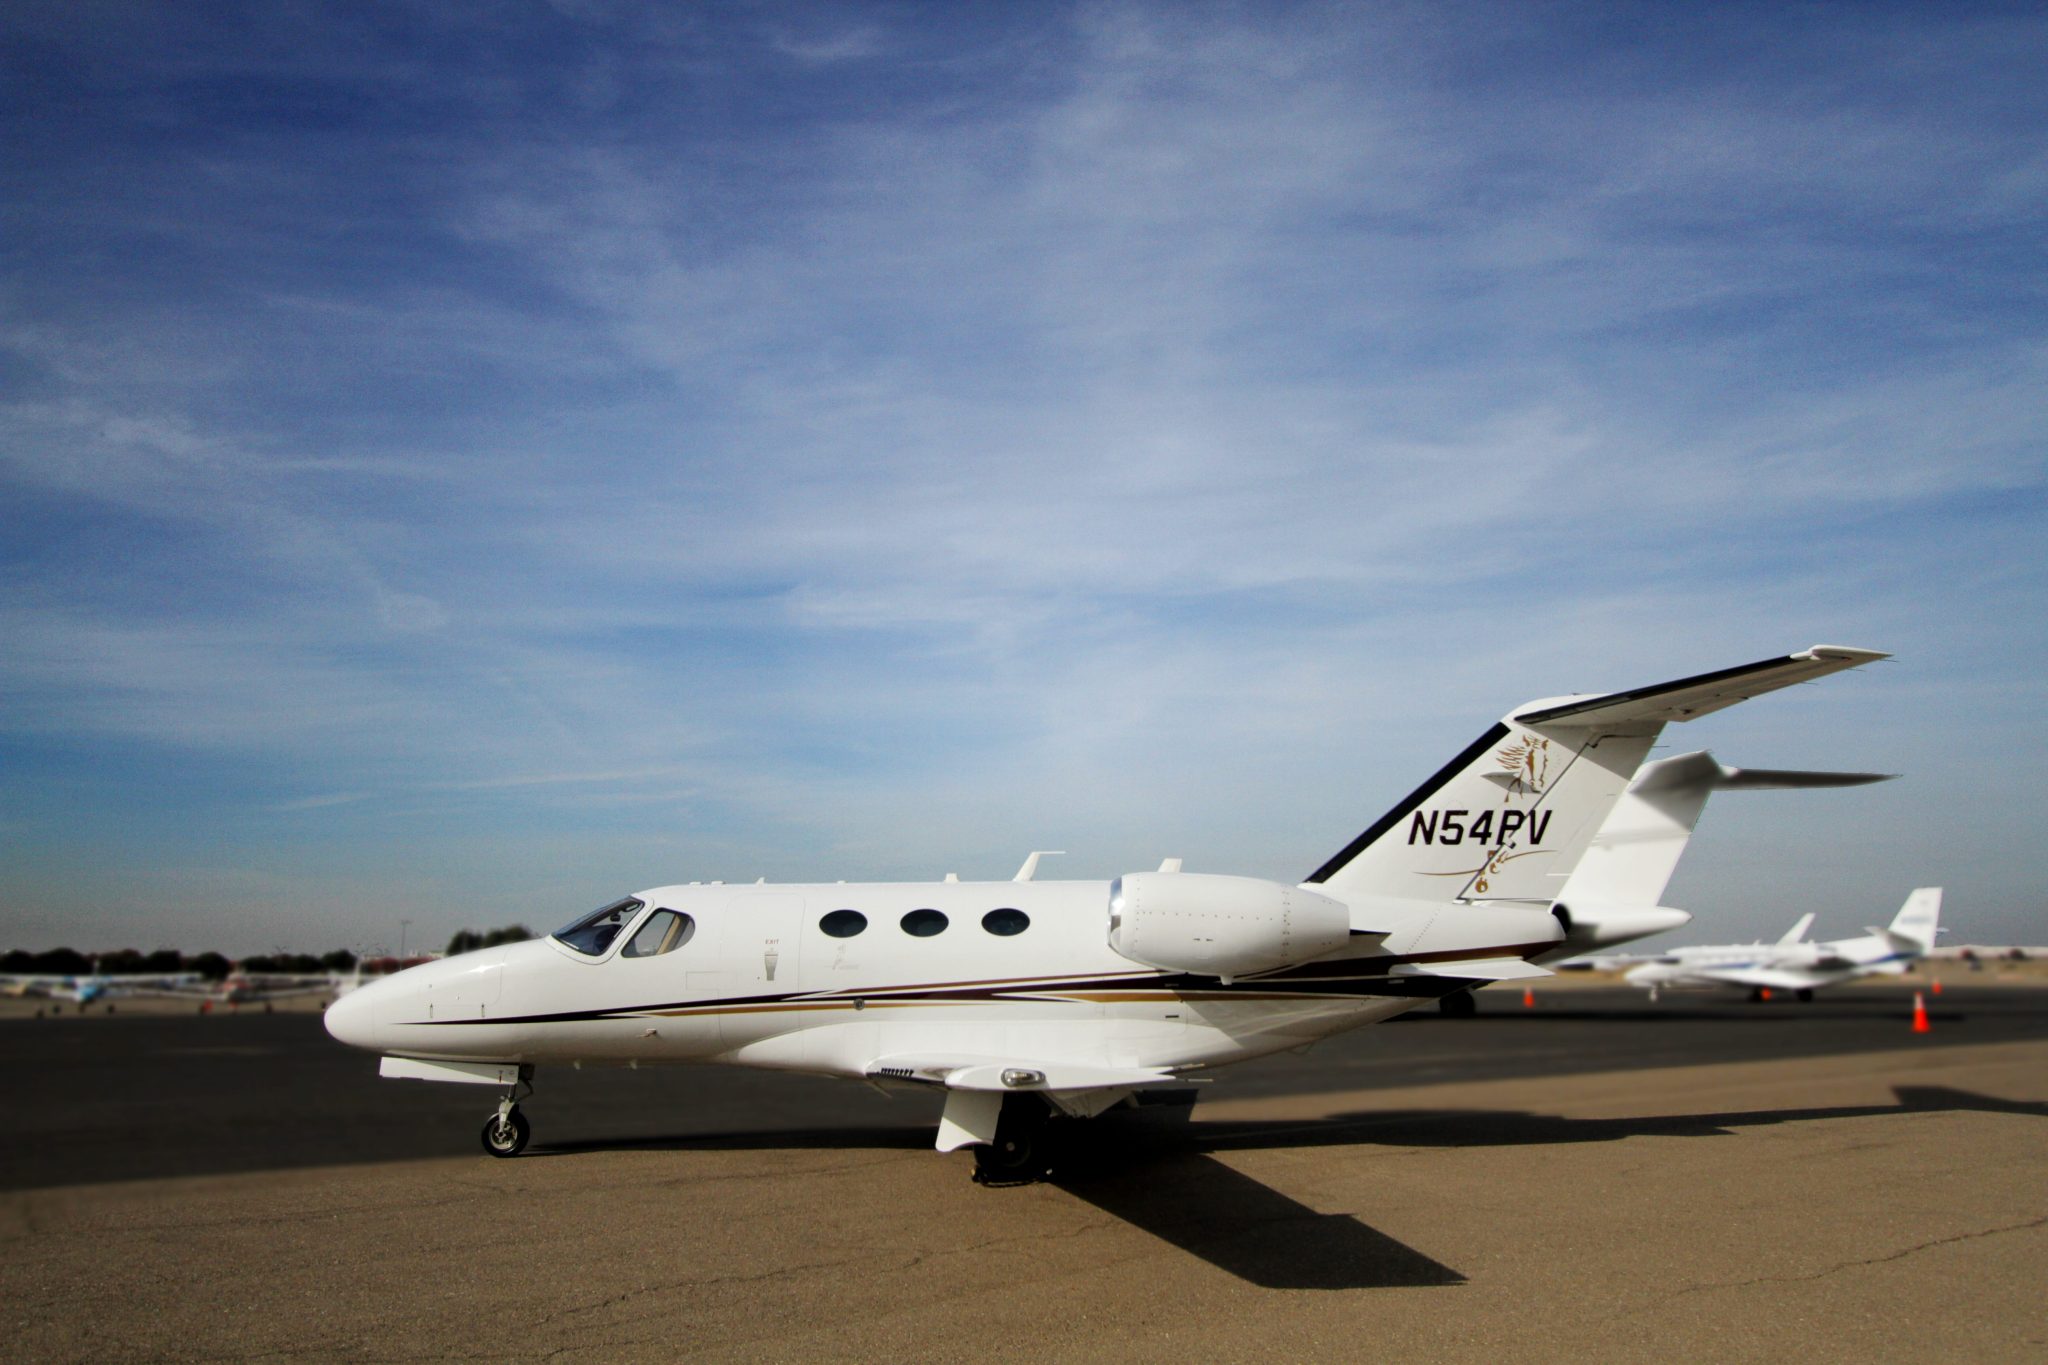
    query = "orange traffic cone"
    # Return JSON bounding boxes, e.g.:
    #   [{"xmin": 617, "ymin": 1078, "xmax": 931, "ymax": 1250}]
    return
[
  {"xmin": 1930, "ymin": 978, "xmax": 1943, "ymax": 996},
  {"xmin": 1521, "ymin": 986, "xmax": 1535, "ymax": 1009},
  {"xmin": 1911, "ymin": 992, "xmax": 1930, "ymax": 1033},
  {"xmin": 1760, "ymin": 988, "xmax": 1772, "ymax": 1002}
]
